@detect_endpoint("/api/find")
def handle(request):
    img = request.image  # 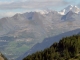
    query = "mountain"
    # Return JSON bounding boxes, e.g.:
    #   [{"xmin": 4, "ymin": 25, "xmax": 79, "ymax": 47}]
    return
[
  {"xmin": 59, "ymin": 5, "xmax": 80, "ymax": 15},
  {"xmin": 0, "ymin": 5, "xmax": 80, "ymax": 60},
  {"xmin": 0, "ymin": 10, "xmax": 64, "ymax": 60},
  {"xmin": 61, "ymin": 11, "xmax": 79, "ymax": 21},
  {"xmin": 17, "ymin": 28, "xmax": 80, "ymax": 60},
  {"xmin": 23, "ymin": 34, "xmax": 80, "ymax": 60}
]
